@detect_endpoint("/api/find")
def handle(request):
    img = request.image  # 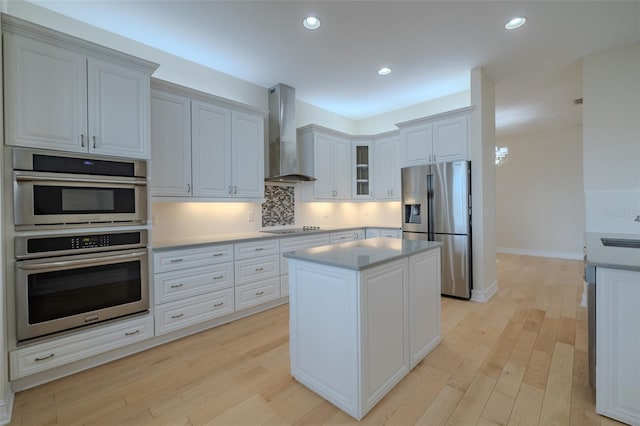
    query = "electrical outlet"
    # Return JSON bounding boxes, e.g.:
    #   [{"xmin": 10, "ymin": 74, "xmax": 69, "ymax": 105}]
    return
[
  {"xmin": 247, "ymin": 211, "xmax": 255, "ymax": 222},
  {"xmin": 152, "ymin": 215, "xmax": 158, "ymax": 226}
]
